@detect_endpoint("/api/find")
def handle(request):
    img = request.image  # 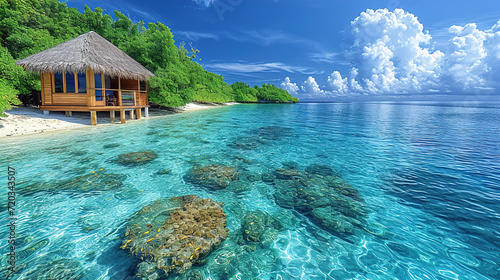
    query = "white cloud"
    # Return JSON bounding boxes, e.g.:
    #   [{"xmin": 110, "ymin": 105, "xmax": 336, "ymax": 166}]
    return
[
  {"xmin": 280, "ymin": 77, "xmax": 299, "ymax": 95},
  {"xmin": 446, "ymin": 23, "xmax": 489, "ymax": 89},
  {"xmin": 224, "ymin": 29, "xmax": 324, "ymax": 50},
  {"xmin": 288, "ymin": 8, "xmax": 500, "ymax": 97},
  {"xmin": 310, "ymin": 52, "xmax": 345, "ymax": 64},
  {"xmin": 205, "ymin": 62, "xmax": 322, "ymax": 75},
  {"xmin": 175, "ymin": 31, "xmax": 219, "ymax": 41},
  {"xmin": 327, "ymin": 71, "xmax": 348, "ymax": 93},
  {"xmin": 301, "ymin": 76, "xmax": 325, "ymax": 95}
]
